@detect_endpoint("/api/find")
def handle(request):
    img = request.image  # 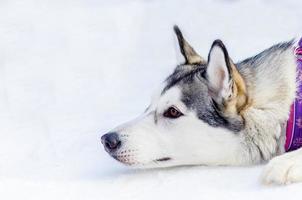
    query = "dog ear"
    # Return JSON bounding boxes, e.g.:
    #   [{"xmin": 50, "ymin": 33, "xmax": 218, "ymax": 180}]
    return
[
  {"xmin": 206, "ymin": 40, "xmax": 248, "ymax": 115},
  {"xmin": 173, "ymin": 25, "xmax": 206, "ymax": 65}
]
